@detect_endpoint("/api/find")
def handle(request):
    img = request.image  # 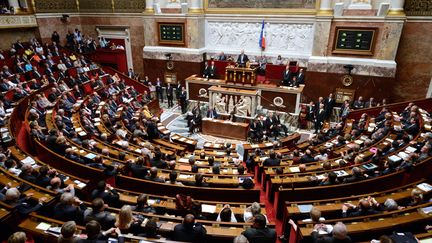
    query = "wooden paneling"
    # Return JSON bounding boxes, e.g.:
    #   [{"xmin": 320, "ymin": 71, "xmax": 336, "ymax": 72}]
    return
[
  {"xmin": 143, "ymin": 59, "xmax": 204, "ymax": 86},
  {"xmin": 303, "ymin": 72, "xmax": 394, "ymax": 103}
]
